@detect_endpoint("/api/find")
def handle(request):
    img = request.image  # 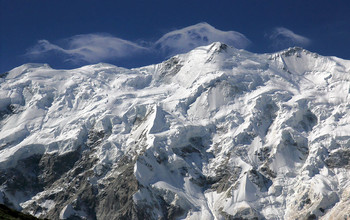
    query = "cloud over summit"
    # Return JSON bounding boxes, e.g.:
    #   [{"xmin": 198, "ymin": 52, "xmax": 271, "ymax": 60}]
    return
[
  {"xmin": 26, "ymin": 25, "xmax": 314, "ymax": 67},
  {"xmin": 268, "ymin": 27, "xmax": 311, "ymax": 50},
  {"xmin": 155, "ymin": 22, "xmax": 251, "ymax": 56},
  {"xmin": 26, "ymin": 23, "xmax": 251, "ymax": 65}
]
